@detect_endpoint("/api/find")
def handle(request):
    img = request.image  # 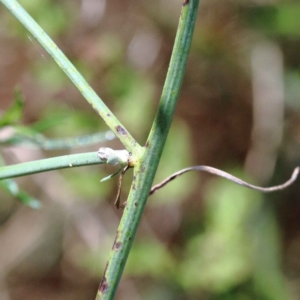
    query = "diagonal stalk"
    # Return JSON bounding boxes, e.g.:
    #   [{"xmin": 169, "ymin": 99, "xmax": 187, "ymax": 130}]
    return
[
  {"xmin": 0, "ymin": 0, "xmax": 140, "ymax": 153},
  {"xmin": 95, "ymin": 1, "xmax": 200, "ymax": 299}
]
